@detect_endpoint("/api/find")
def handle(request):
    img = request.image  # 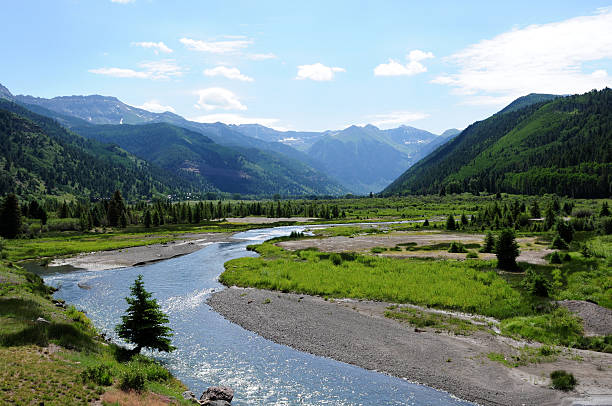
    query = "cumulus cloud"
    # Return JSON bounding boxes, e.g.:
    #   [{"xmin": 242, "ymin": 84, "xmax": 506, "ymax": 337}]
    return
[
  {"xmin": 89, "ymin": 59, "xmax": 183, "ymax": 80},
  {"xmin": 204, "ymin": 66, "xmax": 253, "ymax": 82},
  {"xmin": 189, "ymin": 113, "xmax": 281, "ymax": 128},
  {"xmin": 432, "ymin": 9, "xmax": 612, "ymax": 104},
  {"xmin": 180, "ymin": 37, "xmax": 252, "ymax": 54},
  {"xmin": 136, "ymin": 100, "xmax": 176, "ymax": 113},
  {"xmin": 366, "ymin": 111, "xmax": 429, "ymax": 128},
  {"xmin": 296, "ymin": 63, "xmax": 346, "ymax": 81},
  {"xmin": 374, "ymin": 49, "xmax": 434, "ymax": 76},
  {"xmin": 131, "ymin": 41, "xmax": 173, "ymax": 54},
  {"xmin": 195, "ymin": 88, "xmax": 246, "ymax": 111}
]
